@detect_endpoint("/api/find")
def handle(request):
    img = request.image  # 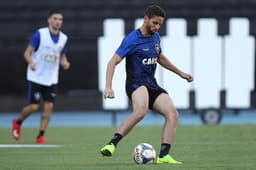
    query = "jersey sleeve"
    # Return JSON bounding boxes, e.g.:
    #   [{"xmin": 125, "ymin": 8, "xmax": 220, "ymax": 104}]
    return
[
  {"xmin": 116, "ymin": 36, "xmax": 136, "ymax": 58},
  {"xmin": 29, "ymin": 31, "xmax": 40, "ymax": 50},
  {"xmin": 61, "ymin": 41, "xmax": 68, "ymax": 55}
]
